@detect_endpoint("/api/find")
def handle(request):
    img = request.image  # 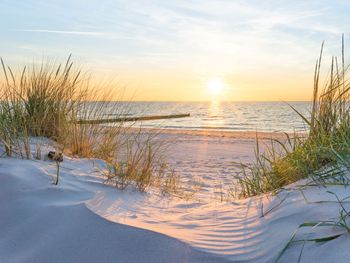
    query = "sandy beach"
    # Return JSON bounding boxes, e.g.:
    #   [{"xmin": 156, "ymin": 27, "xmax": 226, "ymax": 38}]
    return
[
  {"xmin": 128, "ymin": 127, "xmax": 298, "ymax": 140},
  {"xmin": 1, "ymin": 130, "xmax": 349, "ymax": 263},
  {"xmin": 2, "ymin": 1, "xmax": 350, "ymax": 262}
]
